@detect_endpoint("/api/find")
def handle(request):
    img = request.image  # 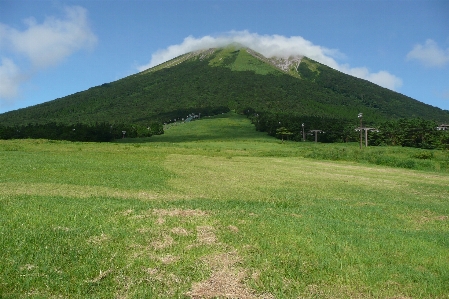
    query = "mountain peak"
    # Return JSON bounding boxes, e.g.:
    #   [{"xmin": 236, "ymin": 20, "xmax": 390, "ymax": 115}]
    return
[
  {"xmin": 1, "ymin": 42, "xmax": 449, "ymax": 128},
  {"xmin": 245, "ymin": 48, "xmax": 303, "ymax": 75},
  {"xmin": 145, "ymin": 45, "xmax": 304, "ymax": 77}
]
